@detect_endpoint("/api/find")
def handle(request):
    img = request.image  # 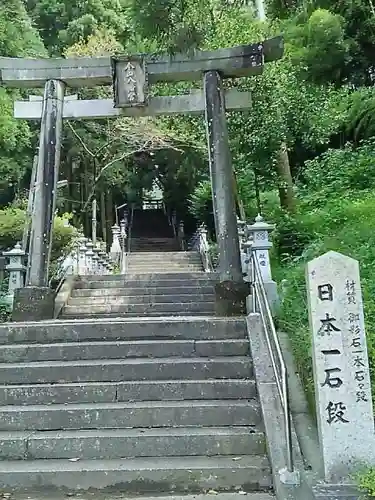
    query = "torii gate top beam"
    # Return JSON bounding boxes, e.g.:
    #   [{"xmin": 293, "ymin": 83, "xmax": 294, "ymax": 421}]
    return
[{"xmin": 0, "ymin": 36, "xmax": 283, "ymax": 88}]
